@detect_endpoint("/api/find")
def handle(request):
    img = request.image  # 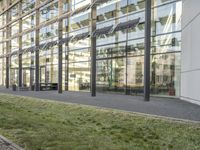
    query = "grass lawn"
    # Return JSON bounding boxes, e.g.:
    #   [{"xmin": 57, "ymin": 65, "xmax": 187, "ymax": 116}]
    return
[{"xmin": 0, "ymin": 94, "xmax": 199, "ymax": 150}]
